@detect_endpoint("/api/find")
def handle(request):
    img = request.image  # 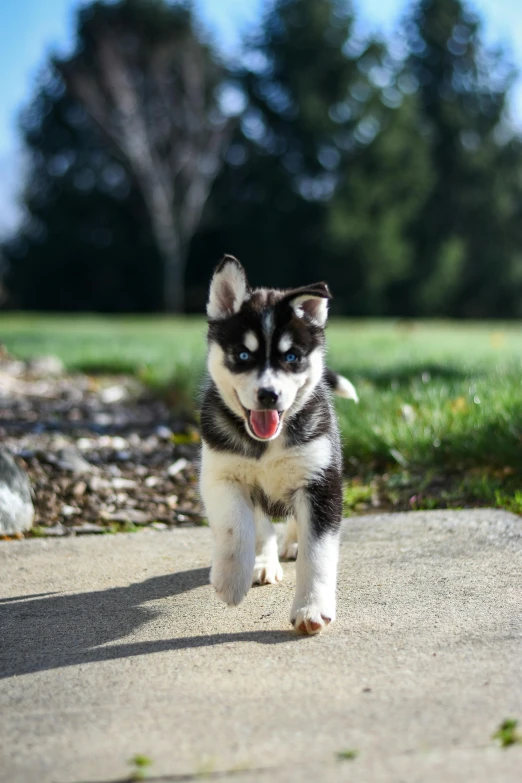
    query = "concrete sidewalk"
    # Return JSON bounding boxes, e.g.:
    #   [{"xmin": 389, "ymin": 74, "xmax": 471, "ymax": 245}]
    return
[{"xmin": 1, "ymin": 509, "xmax": 521, "ymax": 783}]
